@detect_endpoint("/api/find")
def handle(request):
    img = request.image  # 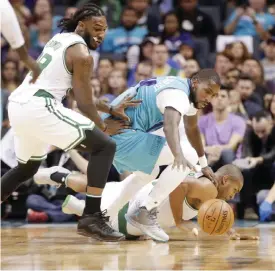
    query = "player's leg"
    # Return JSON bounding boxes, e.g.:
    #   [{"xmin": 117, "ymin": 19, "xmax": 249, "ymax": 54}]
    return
[
  {"xmin": 106, "ymin": 168, "xmax": 160, "ymax": 218},
  {"xmin": 34, "ymin": 167, "xmax": 87, "ymax": 192},
  {"xmin": 105, "ymin": 129, "xmax": 167, "ymax": 218},
  {"xmin": 36, "ymin": 98, "xmax": 123, "ymax": 240},
  {"xmin": 1, "ymin": 135, "xmax": 48, "ymax": 202},
  {"xmin": 126, "ymin": 140, "xmax": 199, "ymax": 241}
]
